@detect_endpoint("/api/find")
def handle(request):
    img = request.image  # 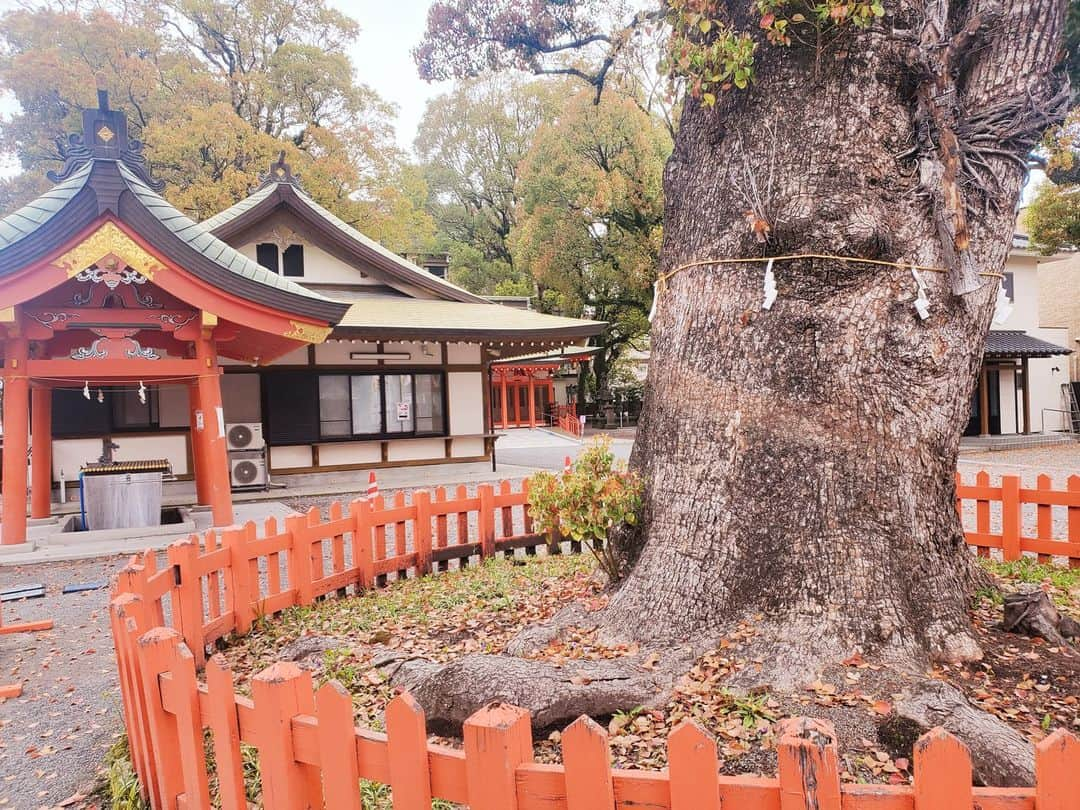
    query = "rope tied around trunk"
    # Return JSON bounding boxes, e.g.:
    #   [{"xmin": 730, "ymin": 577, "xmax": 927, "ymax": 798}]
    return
[
  {"xmin": 648, "ymin": 252, "xmax": 1006, "ymax": 322},
  {"xmin": 655, "ymin": 252, "xmax": 1005, "ymax": 290}
]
